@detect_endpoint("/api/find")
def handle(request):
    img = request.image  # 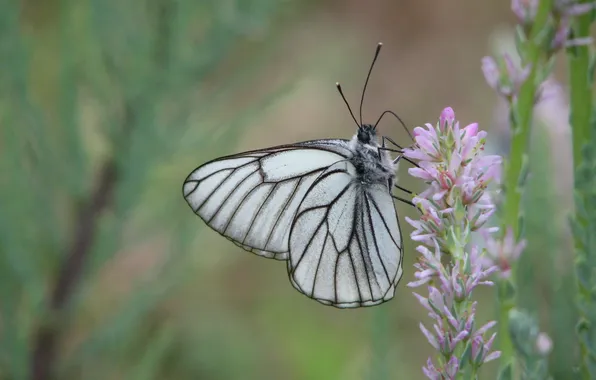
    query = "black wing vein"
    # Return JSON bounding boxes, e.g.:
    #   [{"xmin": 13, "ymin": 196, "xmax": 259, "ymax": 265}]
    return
[
  {"xmin": 368, "ymin": 192, "xmax": 403, "ymax": 250},
  {"xmin": 364, "ymin": 193, "xmax": 392, "ymax": 285},
  {"xmin": 206, "ymin": 168, "xmax": 260, "ymax": 223}
]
